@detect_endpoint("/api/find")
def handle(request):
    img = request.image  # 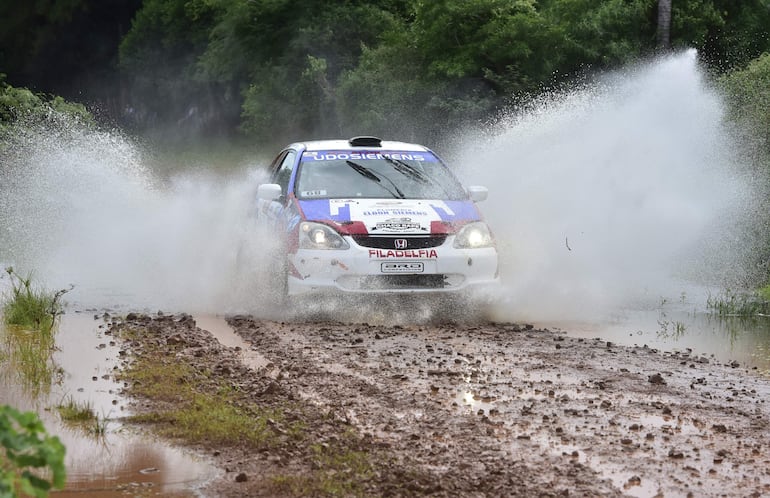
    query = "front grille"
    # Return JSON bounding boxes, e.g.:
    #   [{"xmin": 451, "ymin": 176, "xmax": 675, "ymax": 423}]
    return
[
  {"xmin": 358, "ymin": 274, "xmax": 447, "ymax": 290},
  {"xmin": 352, "ymin": 236, "xmax": 446, "ymax": 249}
]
